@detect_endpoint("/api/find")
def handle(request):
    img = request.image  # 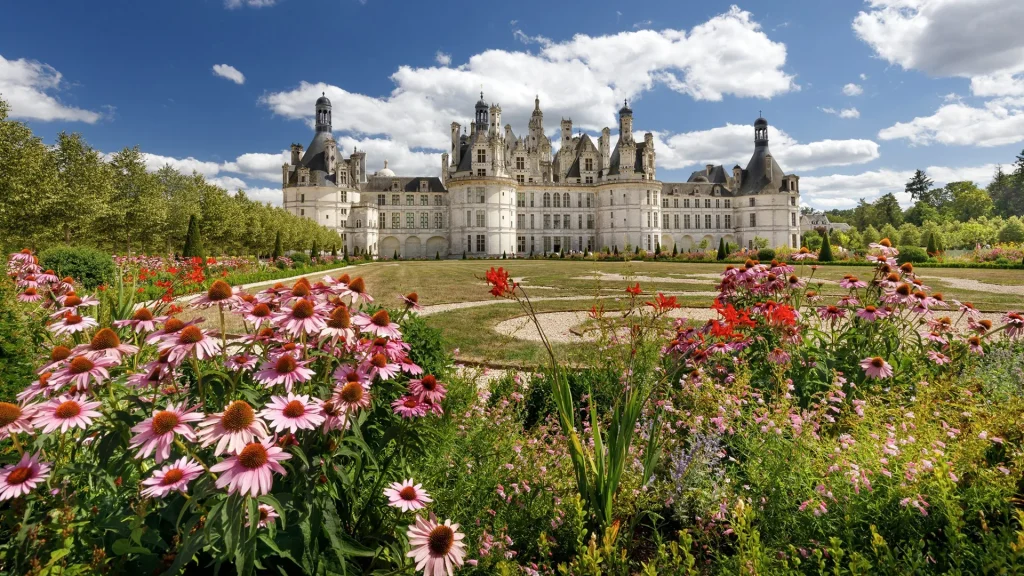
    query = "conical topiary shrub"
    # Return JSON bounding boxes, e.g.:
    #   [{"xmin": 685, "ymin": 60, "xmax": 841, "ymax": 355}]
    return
[
  {"xmin": 819, "ymin": 231, "xmax": 834, "ymax": 262},
  {"xmin": 272, "ymin": 231, "xmax": 283, "ymax": 259},
  {"xmin": 717, "ymin": 237, "xmax": 726, "ymax": 261},
  {"xmin": 182, "ymin": 214, "xmax": 205, "ymax": 259}
]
